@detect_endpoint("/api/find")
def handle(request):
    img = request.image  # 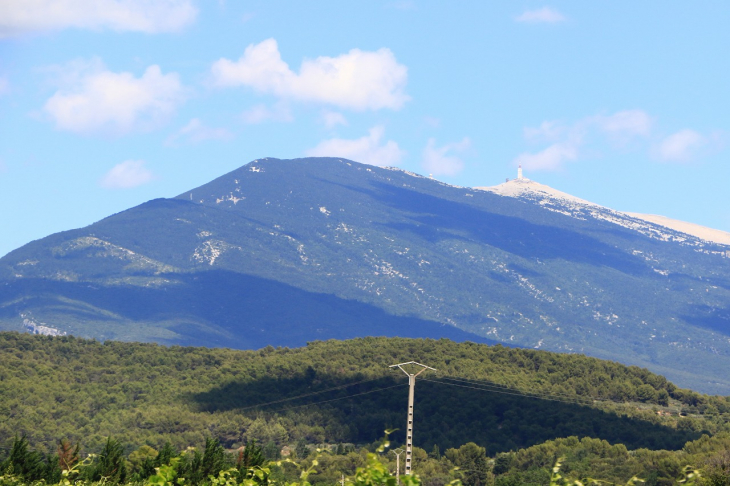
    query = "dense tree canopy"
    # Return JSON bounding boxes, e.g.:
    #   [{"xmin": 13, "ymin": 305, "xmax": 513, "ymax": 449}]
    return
[
  {"xmin": 1, "ymin": 332, "xmax": 728, "ymax": 456},
  {"xmin": 2, "ymin": 332, "xmax": 730, "ymax": 485}
]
